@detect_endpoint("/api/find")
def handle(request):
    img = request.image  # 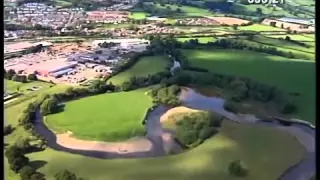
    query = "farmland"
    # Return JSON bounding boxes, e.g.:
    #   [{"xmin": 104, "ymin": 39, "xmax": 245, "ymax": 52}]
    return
[
  {"xmin": 181, "ymin": 49, "xmax": 315, "ymax": 123},
  {"xmin": 108, "ymin": 55, "xmax": 171, "ymax": 85},
  {"xmin": 44, "ymin": 89, "xmax": 152, "ymax": 141},
  {"xmin": 237, "ymin": 24, "xmax": 285, "ymax": 31},
  {"xmin": 176, "ymin": 37, "xmax": 216, "ymax": 43},
  {"xmin": 129, "ymin": 12, "xmax": 150, "ymax": 19}
]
